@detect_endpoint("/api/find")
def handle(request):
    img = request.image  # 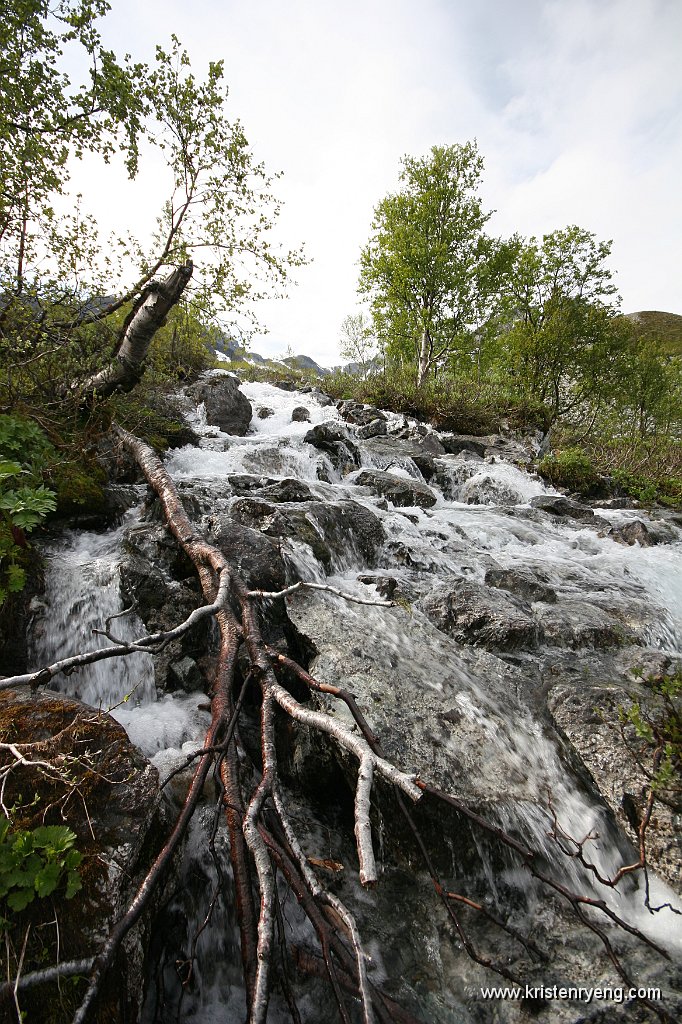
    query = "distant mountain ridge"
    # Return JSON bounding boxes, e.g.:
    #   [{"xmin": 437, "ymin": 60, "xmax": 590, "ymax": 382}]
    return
[{"xmin": 212, "ymin": 333, "xmax": 350, "ymax": 376}]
